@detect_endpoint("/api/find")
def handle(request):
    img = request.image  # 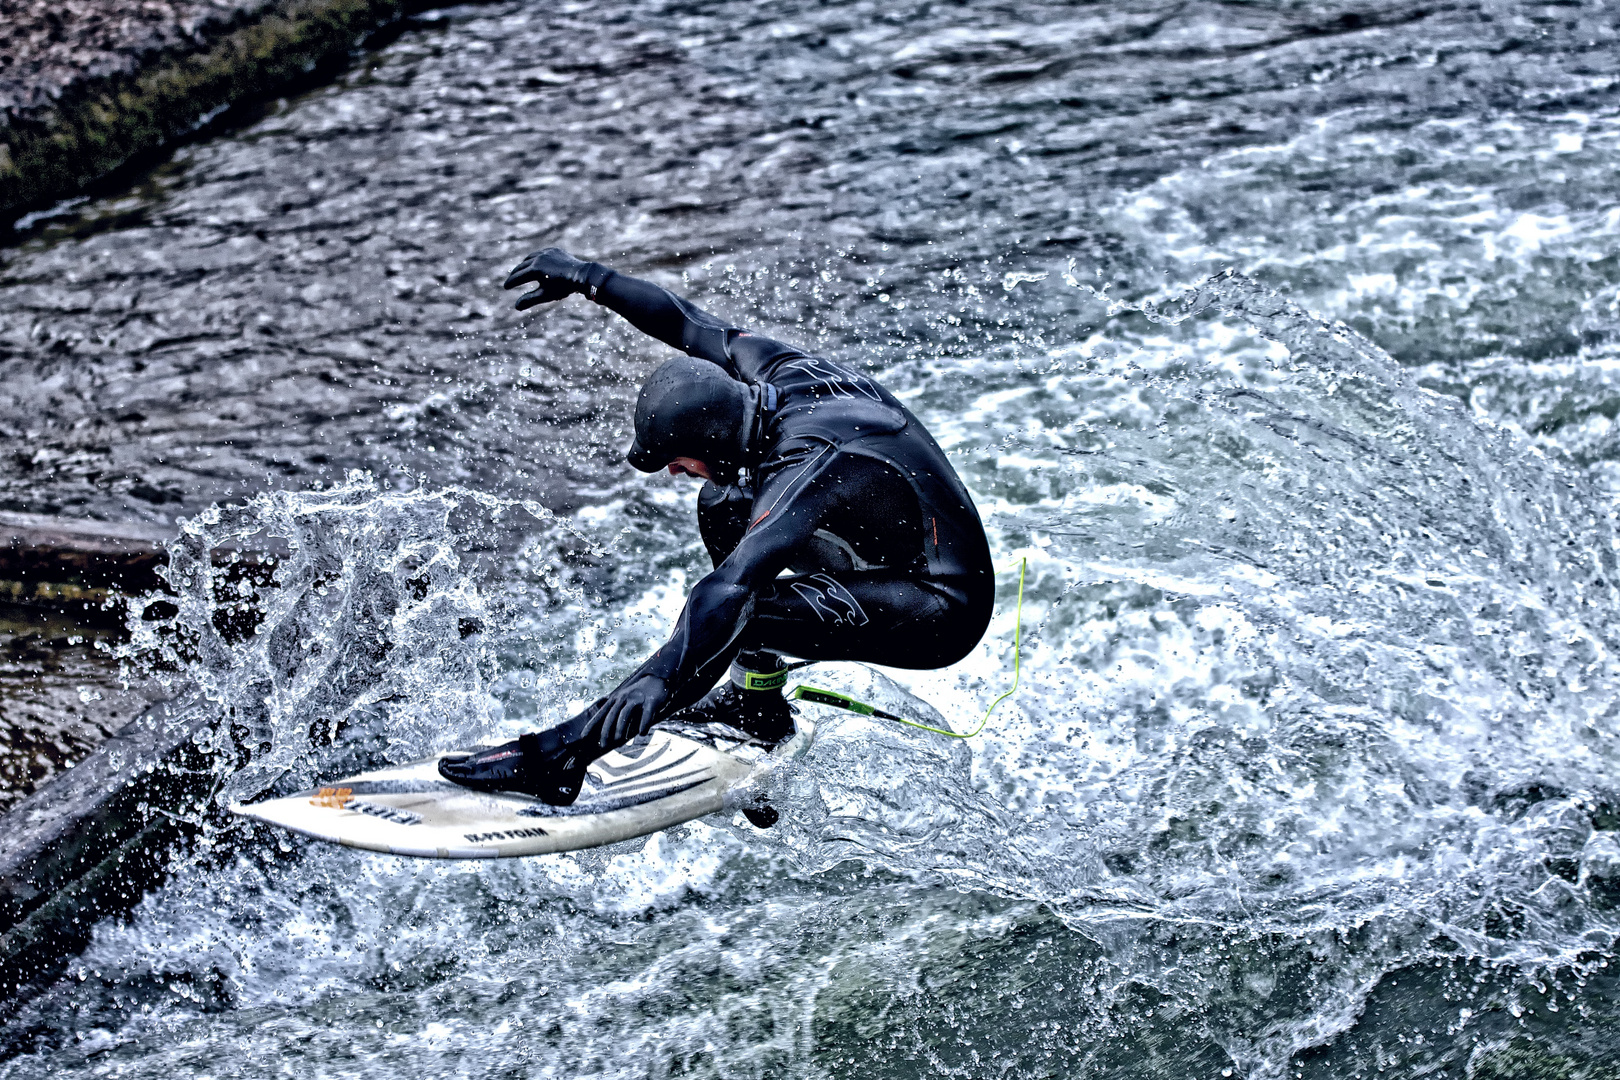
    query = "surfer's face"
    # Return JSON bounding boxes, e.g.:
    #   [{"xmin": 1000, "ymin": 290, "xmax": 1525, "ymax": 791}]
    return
[{"xmin": 666, "ymin": 457, "xmax": 712, "ymax": 480}]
